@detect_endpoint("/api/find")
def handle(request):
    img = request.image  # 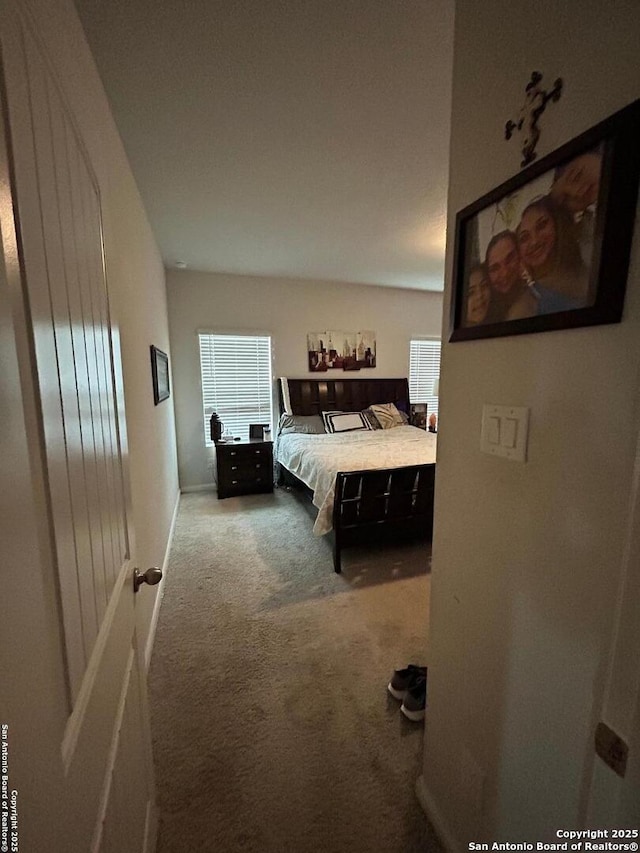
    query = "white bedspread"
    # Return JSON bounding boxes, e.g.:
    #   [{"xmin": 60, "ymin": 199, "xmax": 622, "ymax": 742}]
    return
[{"xmin": 276, "ymin": 425, "xmax": 437, "ymax": 535}]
